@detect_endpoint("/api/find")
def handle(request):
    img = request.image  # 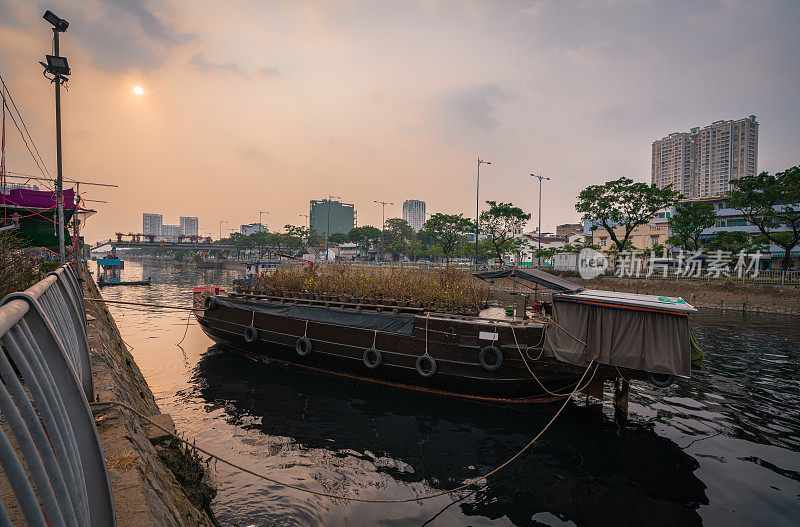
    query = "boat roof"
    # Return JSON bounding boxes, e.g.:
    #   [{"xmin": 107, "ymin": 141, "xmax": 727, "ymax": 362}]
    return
[
  {"xmin": 553, "ymin": 289, "xmax": 697, "ymax": 314},
  {"xmin": 97, "ymin": 258, "xmax": 123, "ymax": 266},
  {"xmin": 473, "ymin": 269, "xmax": 583, "ymax": 293}
]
